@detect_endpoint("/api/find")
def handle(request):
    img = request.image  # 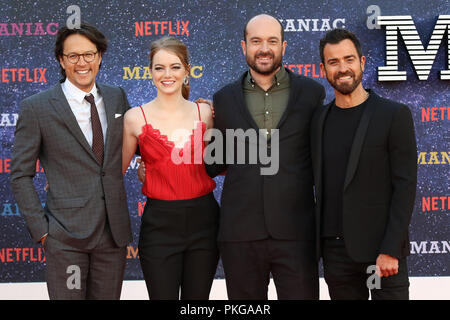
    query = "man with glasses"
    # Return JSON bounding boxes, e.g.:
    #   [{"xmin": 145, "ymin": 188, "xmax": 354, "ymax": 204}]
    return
[{"xmin": 10, "ymin": 22, "xmax": 132, "ymax": 299}]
